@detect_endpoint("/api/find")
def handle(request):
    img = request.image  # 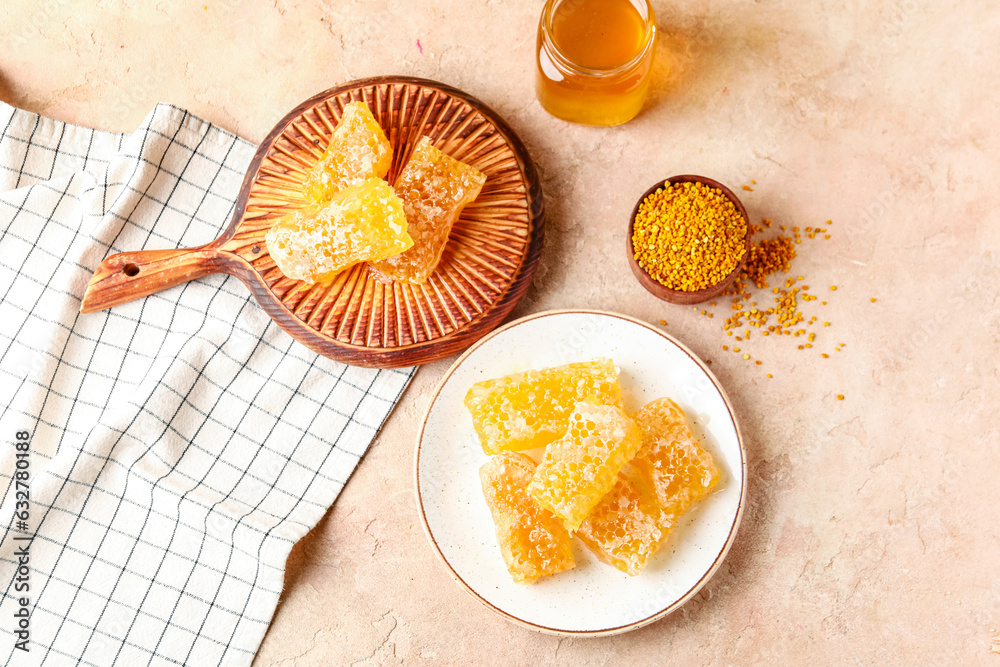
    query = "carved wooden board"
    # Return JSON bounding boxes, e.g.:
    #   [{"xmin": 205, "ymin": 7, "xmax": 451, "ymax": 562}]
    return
[{"xmin": 81, "ymin": 77, "xmax": 545, "ymax": 368}]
